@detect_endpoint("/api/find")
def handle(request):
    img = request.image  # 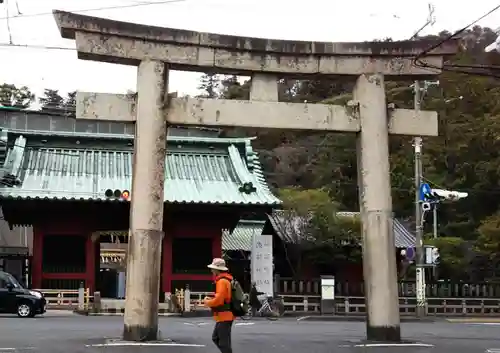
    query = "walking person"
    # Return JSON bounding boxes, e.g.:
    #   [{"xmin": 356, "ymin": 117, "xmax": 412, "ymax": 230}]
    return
[{"xmin": 204, "ymin": 258, "xmax": 235, "ymax": 353}]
